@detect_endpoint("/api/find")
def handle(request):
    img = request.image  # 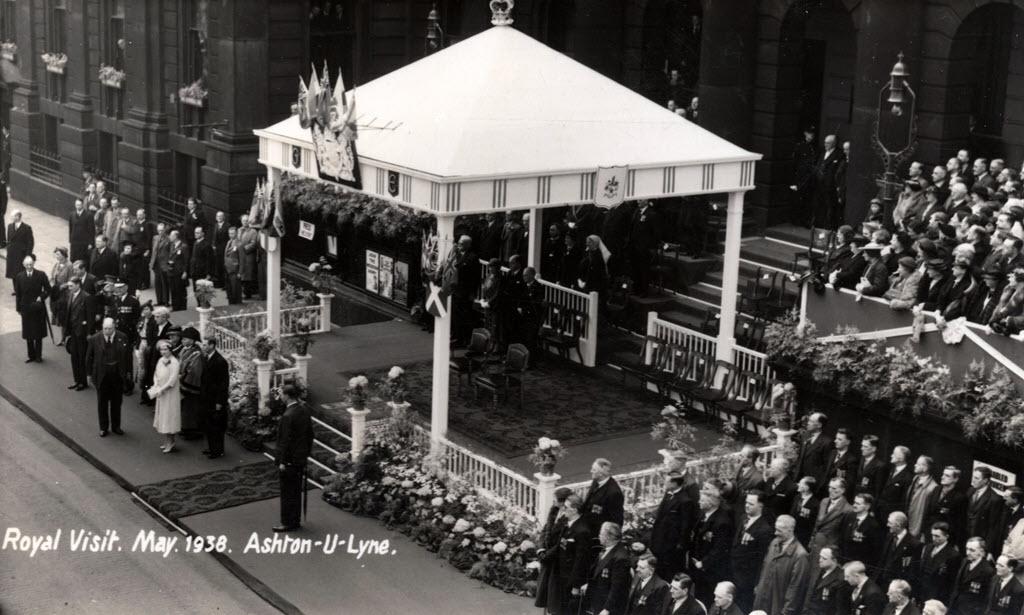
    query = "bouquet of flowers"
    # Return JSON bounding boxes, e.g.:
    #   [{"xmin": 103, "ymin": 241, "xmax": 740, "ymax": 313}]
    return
[
  {"xmin": 252, "ymin": 329, "xmax": 279, "ymax": 361},
  {"xmin": 308, "ymin": 256, "xmax": 334, "ymax": 295},
  {"xmin": 290, "ymin": 316, "xmax": 314, "ymax": 355},
  {"xmin": 382, "ymin": 365, "xmax": 407, "ymax": 403},
  {"xmin": 527, "ymin": 437, "xmax": 566, "ymax": 475},
  {"xmin": 348, "ymin": 374, "xmax": 370, "ymax": 410},
  {"xmin": 193, "ymin": 278, "xmax": 216, "ymax": 308},
  {"xmin": 651, "ymin": 404, "xmax": 697, "ymax": 456}
]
